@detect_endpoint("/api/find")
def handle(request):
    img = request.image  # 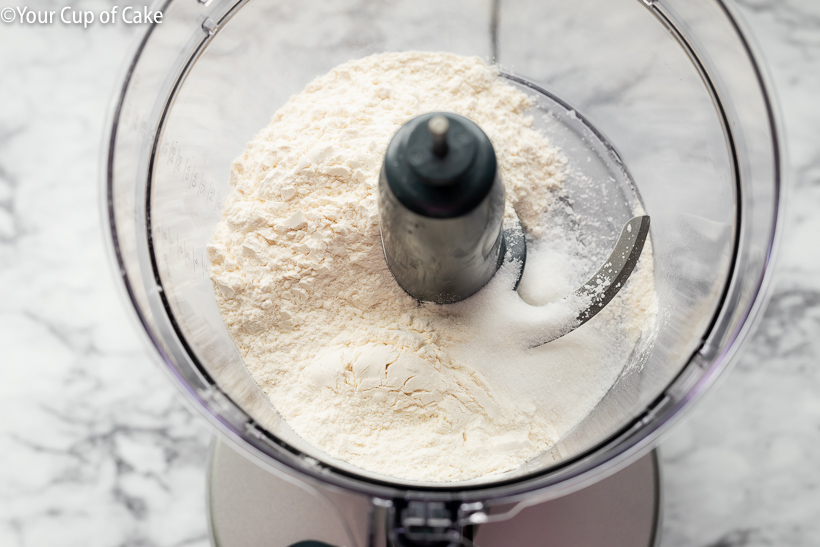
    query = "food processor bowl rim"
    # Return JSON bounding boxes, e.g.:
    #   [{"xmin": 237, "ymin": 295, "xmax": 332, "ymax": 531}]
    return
[
  {"xmin": 100, "ymin": 0, "xmax": 785, "ymax": 506},
  {"xmin": 100, "ymin": 0, "xmax": 180, "ymax": 378}
]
